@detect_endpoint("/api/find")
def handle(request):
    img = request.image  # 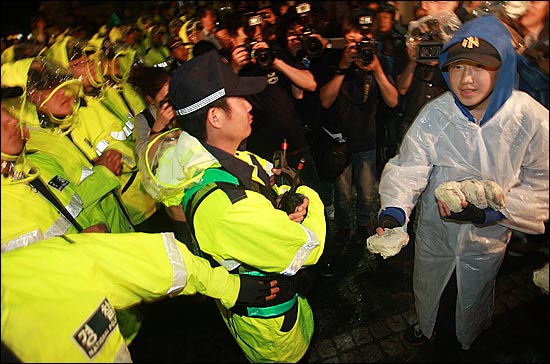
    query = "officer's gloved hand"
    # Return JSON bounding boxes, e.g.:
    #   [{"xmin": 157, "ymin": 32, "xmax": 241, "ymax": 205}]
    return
[
  {"xmin": 263, "ymin": 268, "xmax": 317, "ymax": 303},
  {"xmin": 266, "ymin": 275, "xmax": 298, "ymax": 304},
  {"xmin": 447, "ymin": 202, "xmax": 485, "ymax": 224},
  {"xmin": 235, "ymin": 274, "xmax": 275, "ymax": 308}
]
